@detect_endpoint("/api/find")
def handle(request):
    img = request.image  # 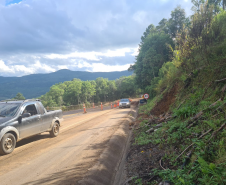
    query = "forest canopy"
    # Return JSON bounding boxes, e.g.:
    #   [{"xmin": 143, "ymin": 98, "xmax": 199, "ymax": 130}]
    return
[{"xmin": 39, "ymin": 76, "xmax": 140, "ymax": 107}]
